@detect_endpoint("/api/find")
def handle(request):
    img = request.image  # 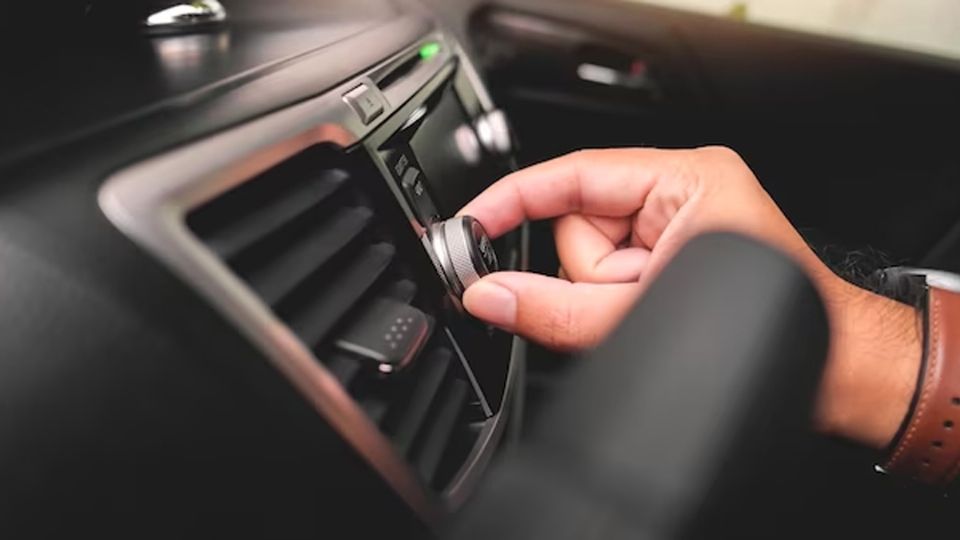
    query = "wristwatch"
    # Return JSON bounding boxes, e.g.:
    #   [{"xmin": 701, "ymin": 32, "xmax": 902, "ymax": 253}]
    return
[{"xmin": 876, "ymin": 267, "xmax": 960, "ymax": 486}]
